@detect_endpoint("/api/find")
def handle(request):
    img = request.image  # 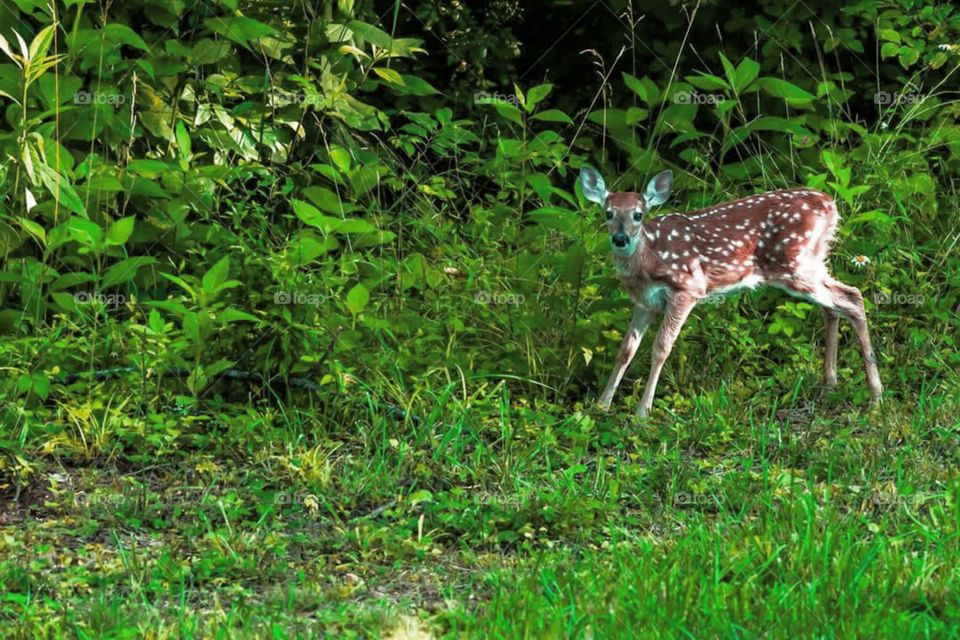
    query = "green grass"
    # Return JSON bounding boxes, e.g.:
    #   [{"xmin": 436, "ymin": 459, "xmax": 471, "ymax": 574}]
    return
[{"xmin": 2, "ymin": 375, "xmax": 958, "ymax": 638}]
